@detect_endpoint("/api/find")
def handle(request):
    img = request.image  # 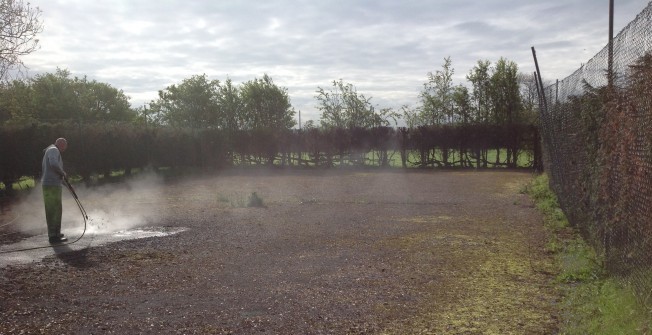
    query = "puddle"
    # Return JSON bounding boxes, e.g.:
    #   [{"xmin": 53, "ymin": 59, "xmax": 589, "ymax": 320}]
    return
[{"xmin": 0, "ymin": 226, "xmax": 187, "ymax": 268}]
